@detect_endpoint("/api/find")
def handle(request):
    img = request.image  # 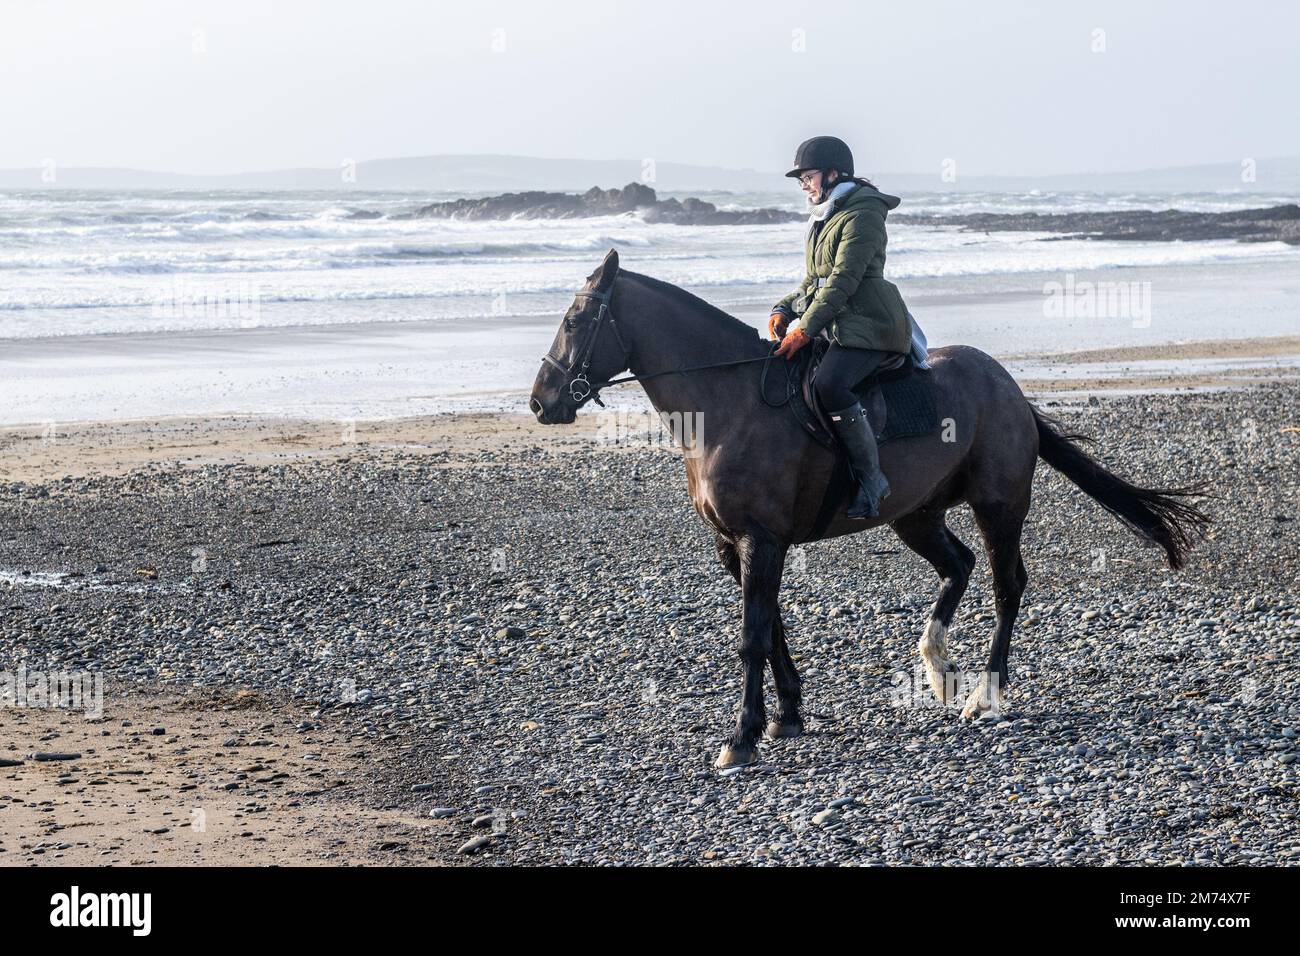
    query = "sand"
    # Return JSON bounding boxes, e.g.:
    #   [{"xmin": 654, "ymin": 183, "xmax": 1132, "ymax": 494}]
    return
[
  {"xmin": 2, "ymin": 335, "xmax": 1296, "ymax": 484},
  {"xmin": 1006, "ymin": 334, "xmax": 1300, "ymax": 364},
  {"xmin": 1, "ymin": 684, "xmax": 455, "ymax": 866}
]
